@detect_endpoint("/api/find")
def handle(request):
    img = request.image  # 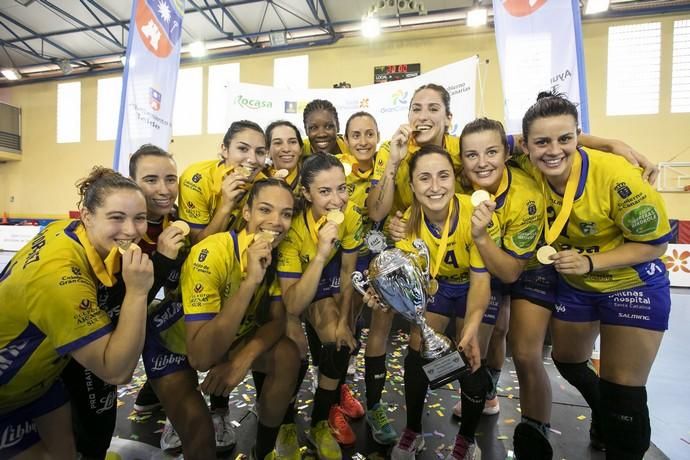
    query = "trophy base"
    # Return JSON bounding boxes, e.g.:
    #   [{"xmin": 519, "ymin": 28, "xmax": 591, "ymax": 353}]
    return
[{"xmin": 422, "ymin": 350, "xmax": 470, "ymax": 389}]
